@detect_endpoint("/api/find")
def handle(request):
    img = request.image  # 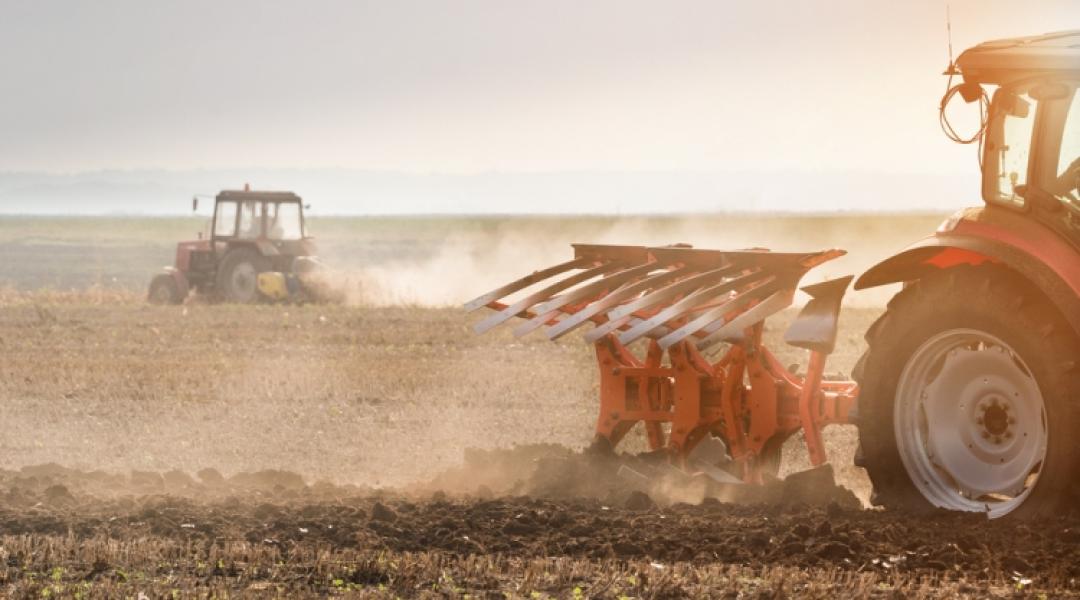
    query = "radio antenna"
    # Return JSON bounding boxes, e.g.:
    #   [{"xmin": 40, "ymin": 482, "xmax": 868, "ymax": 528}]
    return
[{"xmin": 945, "ymin": 4, "xmax": 957, "ymax": 74}]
